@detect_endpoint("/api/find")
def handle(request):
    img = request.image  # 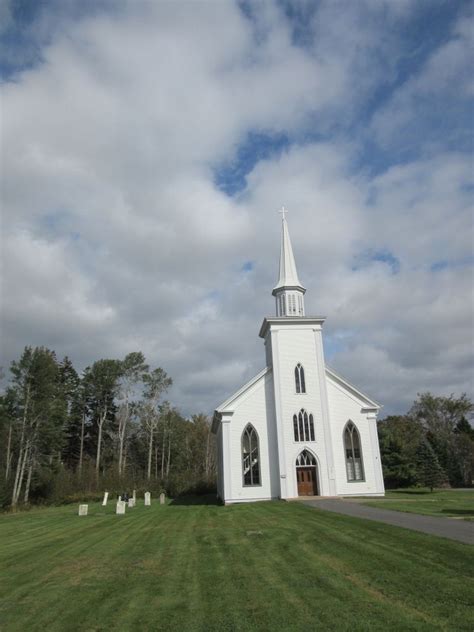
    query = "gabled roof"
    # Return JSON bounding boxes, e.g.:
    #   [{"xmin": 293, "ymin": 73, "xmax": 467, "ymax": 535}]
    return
[
  {"xmin": 212, "ymin": 367, "xmax": 272, "ymax": 433},
  {"xmin": 325, "ymin": 365, "xmax": 380, "ymax": 411},
  {"xmin": 215, "ymin": 366, "xmax": 271, "ymax": 413},
  {"xmin": 212, "ymin": 363, "xmax": 380, "ymax": 434}
]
